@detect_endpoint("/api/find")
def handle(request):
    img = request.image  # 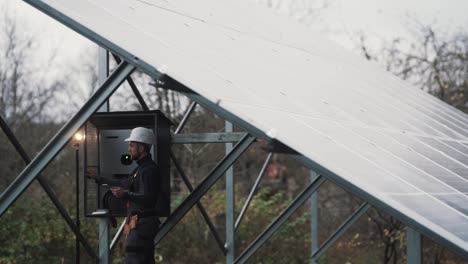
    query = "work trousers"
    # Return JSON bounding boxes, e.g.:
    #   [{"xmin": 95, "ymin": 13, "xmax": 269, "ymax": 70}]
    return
[{"xmin": 125, "ymin": 216, "xmax": 160, "ymax": 264}]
